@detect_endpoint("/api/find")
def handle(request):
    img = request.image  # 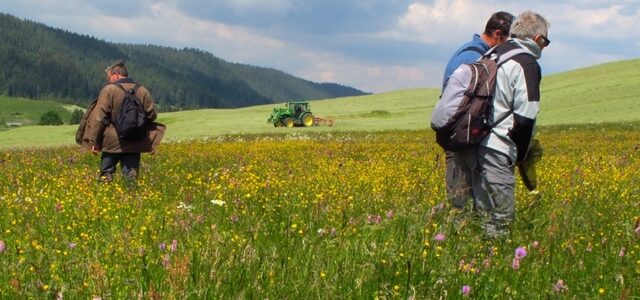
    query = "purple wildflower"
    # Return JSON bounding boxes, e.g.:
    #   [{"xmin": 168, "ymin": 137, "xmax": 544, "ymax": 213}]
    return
[
  {"xmin": 514, "ymin": 246, "xmax": 527, "ymax": 259},
  {"xmin": 461, "ymin": 285, "xmax": 471, "ymax": 296},
  {"xmin": 0, "ymin": 240, "xmax": 5, "ymax": 253},
  {"xmin": 434, "ymin": 233, "xmax": 445, "ymax": 242},
  {"xmin": 159, "ymin": 242, "xmax": 166, "ymax": 251}
]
